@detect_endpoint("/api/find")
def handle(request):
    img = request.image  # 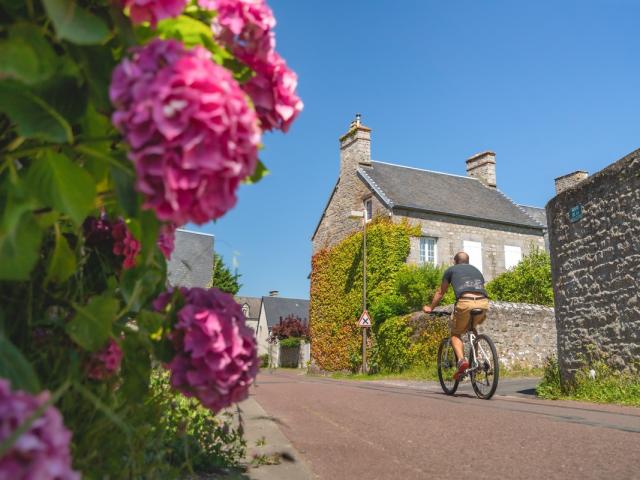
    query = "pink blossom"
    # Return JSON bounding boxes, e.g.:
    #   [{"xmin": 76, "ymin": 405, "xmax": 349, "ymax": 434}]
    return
[
  {"xmin": 0, "ymin": 380, "xmax": 79, "ymax": 480},
  {"xmin": 242, "ymin": 51, "xmax": 303, "ymax": 132},
  {"xmin": 112, "ymin": 220, "xmax": 140, "ymax": 270},
  {"xmin": 121, "ymin": 0, "xmax": 188, "ymax": 27},
  {"xmin": 155, "ymin": 287, "xmax": 258, "ymax": 412},
  {"xmin": 157, "ymin": 223, "xmax": 177, "ymax": 259},
  {"xmin": 110, "ymin": 40, "xmax": 261, "ymax": 225},
  {"xmin": 86, "ymin": 339, "xmax": 124, "ymax": 381},
  {"xmin": 201, "ymin": 0, "xmax": 276, "ymax": 63}
]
